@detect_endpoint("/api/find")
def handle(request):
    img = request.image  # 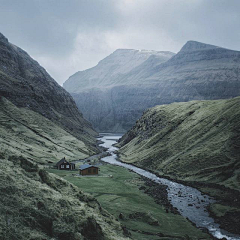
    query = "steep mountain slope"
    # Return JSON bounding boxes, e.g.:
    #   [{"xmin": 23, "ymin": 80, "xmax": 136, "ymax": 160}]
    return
[
  {"xmin": 64, "ymin": 41, "xmax": 240, "ymax": 132},
  {"xmin": 0, "ymin": 33, "xmax": 130, "ymax": 239},
  {"xmin": 0, "ymin": 97, "xmax": 95, "ymax": 164},
  {"xmin": 118, "ymin": 97, "xmax": 240, "ymax": 190},
  {"xmin": 139, "ymin": 41, "xmax": 240, "ymax": 100},
  {"xmin": 0, "ymin": 32, "xmax": 97, "ymax": 146},
  {"xmin": 0, "ymin": 156, "xmax": 129, "ymax": 240},
  {"xmin": 117, "ymin": 97, "xmax": 240, "ymax": 236},
  {"xmin": 64, "ymin": 49, "xmax": 174, "ymax": 92},
  {"xmin": 64, "ymin": 49, "xmax": 175, "ymax": 132}
]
